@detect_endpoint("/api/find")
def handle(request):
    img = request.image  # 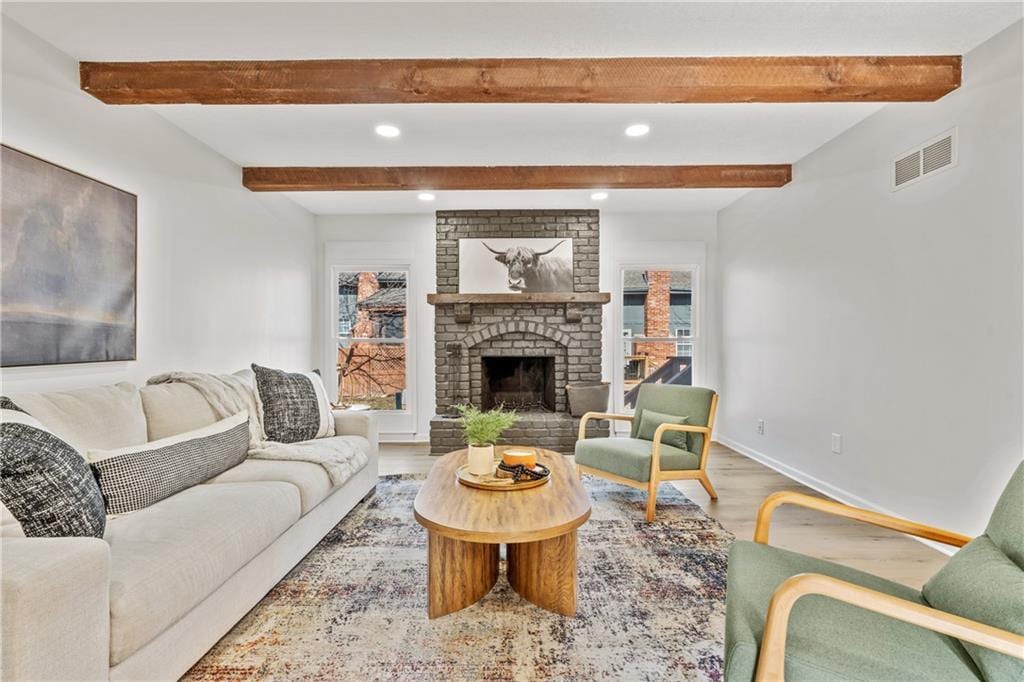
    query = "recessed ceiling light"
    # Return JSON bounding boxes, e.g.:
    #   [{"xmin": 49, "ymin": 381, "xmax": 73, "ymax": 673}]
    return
[
  {"xmin": 417, "ymin": 192, "xmax": 436, "ymax": 202},
  {"xmin": 625, "ymin": 123, "xmax": 650, "ymax": 137},
  {"xmin": 375, "ymin": 124, "xmax": 401, "ymax": 138},
  {"xmin": 590, "ymin": 191, "xmax": 609, "ymax": 201}
]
